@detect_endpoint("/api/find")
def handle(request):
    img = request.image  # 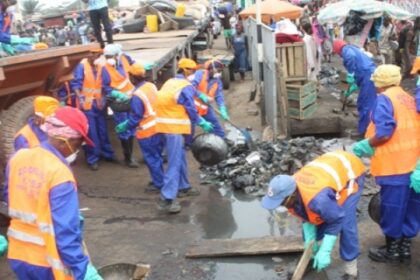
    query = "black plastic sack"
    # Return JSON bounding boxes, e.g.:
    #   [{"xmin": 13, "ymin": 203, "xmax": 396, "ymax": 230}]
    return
[
  {"xmin": 344, "ymin": 10, "xmax": 368, "ymax": 36},
  {"xmin": 368, "ymin": 192, "xmax": 380, "ymax": 224},
  {"xmin": 191, "ymin": 133, "xmax": 229, "ymax": 166},
  {"xmin": 108, "ymin": 98, "xmax": 131, "ymax": 113}
]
